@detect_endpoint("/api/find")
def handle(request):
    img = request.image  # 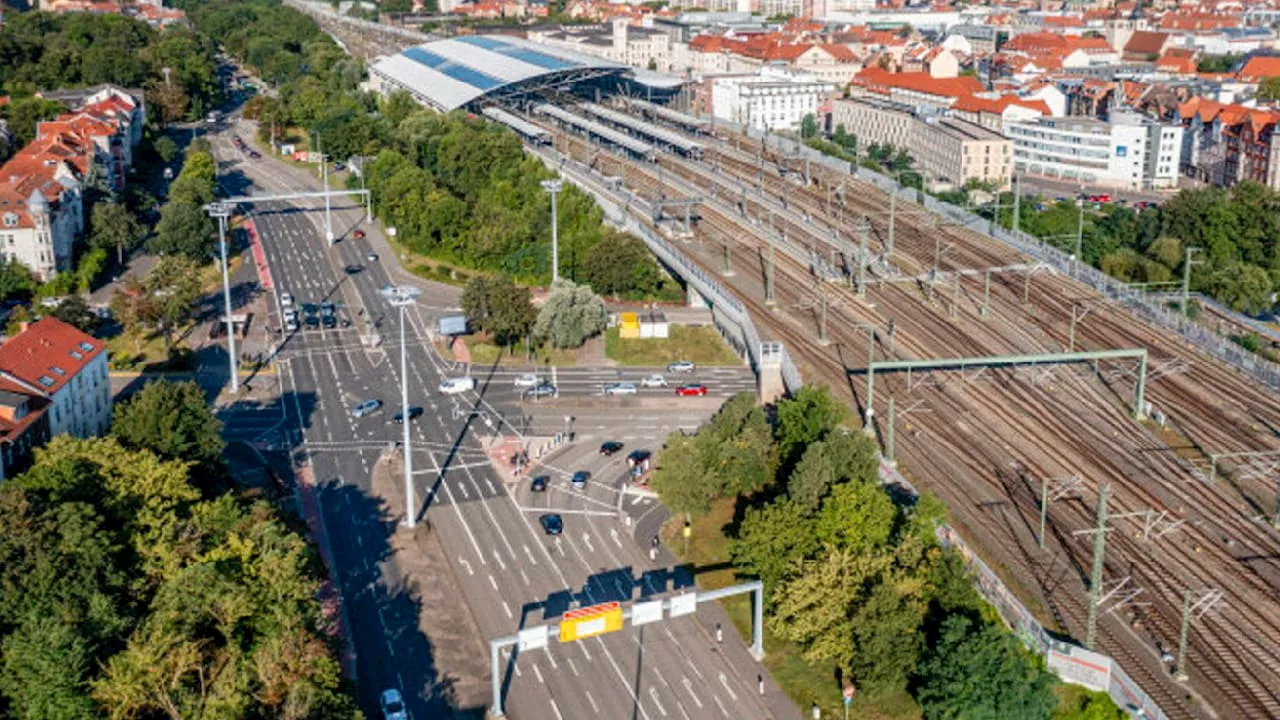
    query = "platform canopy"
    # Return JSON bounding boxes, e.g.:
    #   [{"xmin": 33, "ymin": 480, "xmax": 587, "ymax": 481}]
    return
[{"xmin": 369, "ymin": 35, "xmax": 629, "ymax": 112}]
